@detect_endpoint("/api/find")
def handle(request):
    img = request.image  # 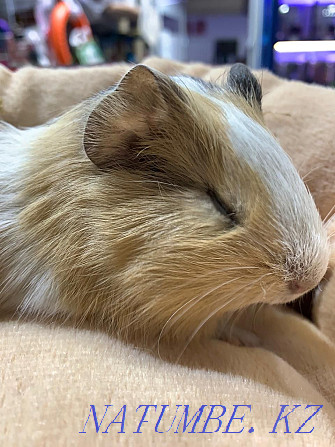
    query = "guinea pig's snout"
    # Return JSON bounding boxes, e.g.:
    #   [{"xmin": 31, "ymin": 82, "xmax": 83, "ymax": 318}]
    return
[
  {"xmin": 287, "ymin": 279, "xmax": 317, "ymax": 296},
  {"xmin": 284, "ymin": 246, "xmax": 329, "ymax": 298}
]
